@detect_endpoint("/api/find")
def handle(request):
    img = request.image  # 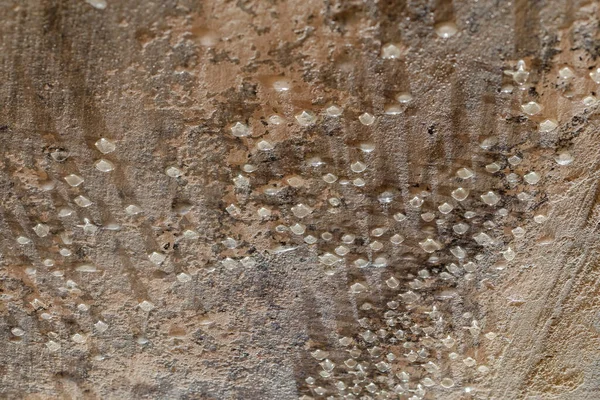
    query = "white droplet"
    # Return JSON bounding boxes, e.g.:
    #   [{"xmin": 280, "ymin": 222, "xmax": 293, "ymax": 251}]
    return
[
  {"xmin": 272, "ymin": 78, "xmax": 291, "ymax": 92},
  {"xmin": 71, "ymin": 333, "xmax": 86, "ymax": 344},
  {"xmin": 148, "ymin": 252, "xmax": 166, "ymax": 265},
  {"xmin": 381, "ymin": 43, "xmax": 401, "ymax": 59},
  {"xmin": 295, "ymin": 111, "xmax": 317, "ymax": 126},
  {"xmin": 257, "ymin": 140, "xmax": 274, "ymax": 151},
  {"xmin": 291, "ymin": 203, "xmax": 312, "ymax": 218},
  {"xmin": 165, "ymin": 166, "xmax": 183, "ymax": 178},
  {"xmin": 350, "ymin": 161, "xmax": 367, "ymax": 173},
  {"xmin": 85, "ymin": 0, "xmax": 107, "ymax": 10},
  {"xmin": 523, "ymin": 171, "xmax": 540, "ymax": 184},
  {"xmin": 481, "ymin": 191, "xmax": 500, "ymax": 206},
  {"xmin": 453, "ymin": 223, "xmax": 469, "ymax": 234},
  {"xmin": 177, "ymin": 272, "xmax": 192, "ymax": 282},
  {"xmin": 125, "ymin": 204, "xmax": 143, "ymax": 216},
  {"xmin": 64, "ymin": 174, "xmax": 84, "ymax": 187},
  {"xmin": 555, "ymin": 151, "xmax": 573, "ymax": 165},
  {"xmin": 74, "ymin": 195, "xmax": 92, "ymax": 208},
  {"xmin": 438, "ymin": 202, "xmax": 454, "ymax": 214},
  {"xmin": 230, "ymin": 122, "xmax": 250, "ymax": 137},
  {"xmin": 590, "ymin": 68, "xmax": 600, "ymax": 84},
  {"xmin": 290, "ymin": 223, "xmax": 306, "ymax": 235},
  {"xmin": 95, "ymin": 138, "xmax": 116, "ymax": 153},
  {"xmin": 95, "ymin": 159, "xmax": 114, "ymax": 172},
  {"xmin": 583, "ymin": 95, "xmax": 597, "ymax": 106},
  {"xmin": 559, "ymin": 67, "xmax": 575, "ymax": 80},
  {"xmin": 94, "ymin": 320, "xmax": 109, "ymax": 332},
  {"xmin": 384, "ymin": 104, "xmax": 402, "ymax": 115},
  {"xmin": 456, "ymin": 167, "xmax": 474, "ymax": 179},
  {"xmin": 46, "ymin": 340, "xmax": 60, "ymax": 352},
  {"xmin": 409, "ymin": 196, "xmax": 424, "ymax": 208},
  {"xmin": 326, "ymin": 105, "xmax": 342, "ymax": 116},
  {"xmin": 350, "ymin": 282, "xmax": 367, "ymax": 294},
  {"xmin": 539, "ymin": 119, "xmax": 558, "ymax": 132},
  {"xmin": 138, "ymin": 300, "xmax": 155, "ymax": 312},
  {"xmin": 390, "ymin": 234, "xmax": 404, "ymax": 244},
  {"xmin": 11, "ymin": 327, "xmax": 25, "ymax": 337},
  {"xmin": 451, "ymin": 187, "xmax": 469, "ymax": 201},
  {"xmin": 268, "ymin": 115, "xmax": 284, "ymax": 125},
  {"xmin": 521, "ymin": 101, "xmax": 542, "ymax": 116},
  {"xmin": 33, "ymin": 223, "xmax": 50, "ymax": 237},
  {"xmin": 434, "ymin": 22, "xmax": 458, "ymax": 38},
  {"xmin": 502, "ymin": 247, "xmax": 516, "ymax": 261},
  {"xmin": 385, "ymin": 213, "xmax": 403, "ymax": 225},
  {"xmin": 512, "ymin": 227, "xmax": 526, "ymax": 238},
  {"xmin": 358, "ymin": 113, "xmax": 375, "ymax": 126},
  {"xmin": 419, "ymin": 238, "xmax": 441, "ymax": 253},
  {"xmin": 486, "ymin": 162, "xmax": 501, "ymax": 173},
  {"xmin": 396, "ymin": 92, "xmax": 413, "ymax": 103}
]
